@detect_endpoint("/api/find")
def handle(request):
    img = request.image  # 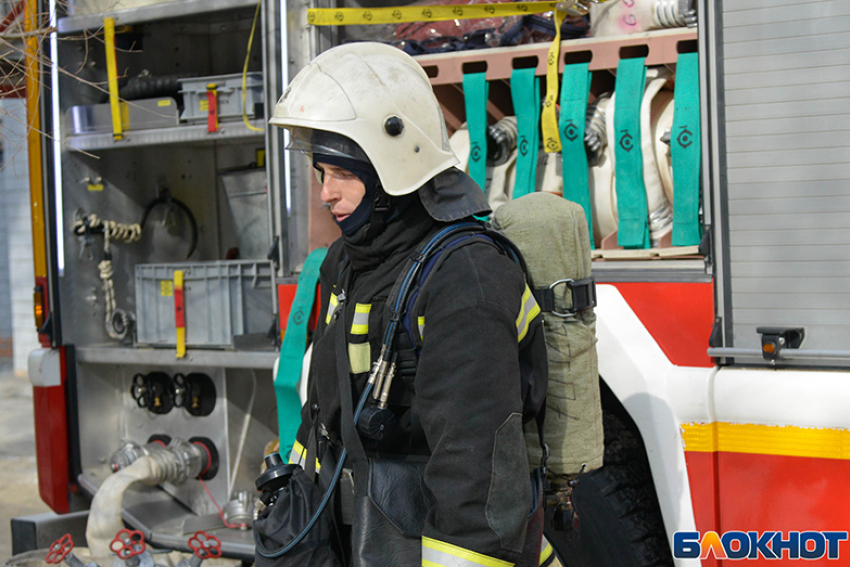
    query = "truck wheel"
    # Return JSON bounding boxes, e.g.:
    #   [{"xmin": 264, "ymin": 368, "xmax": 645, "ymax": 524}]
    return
[{"xmin": 544, "ymin": 411, "xmax": 674, "ymax": 567}]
